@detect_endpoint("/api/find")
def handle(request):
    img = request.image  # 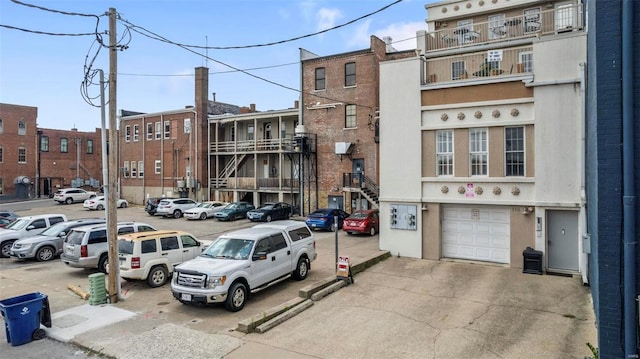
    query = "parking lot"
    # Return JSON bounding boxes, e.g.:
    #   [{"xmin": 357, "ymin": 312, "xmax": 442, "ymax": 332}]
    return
[{"xmin": 0, "ymin": 198, "xmax": 383, "ymax": 333}]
